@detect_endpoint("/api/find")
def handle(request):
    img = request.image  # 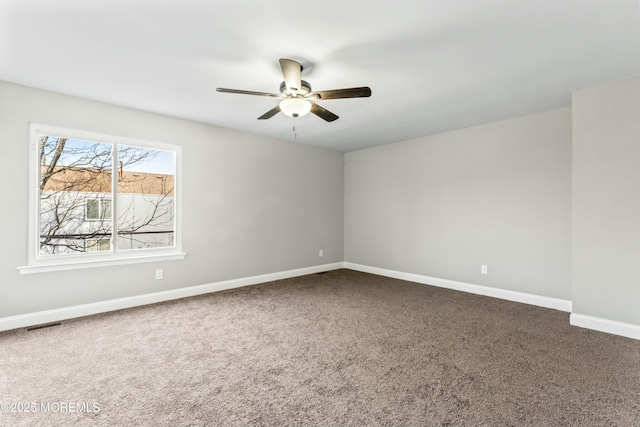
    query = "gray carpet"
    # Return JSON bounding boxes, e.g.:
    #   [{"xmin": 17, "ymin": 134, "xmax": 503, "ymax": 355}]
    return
[{"xmin": 1, "ymin": 269, "xmax": 639, "ymax": 426}]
